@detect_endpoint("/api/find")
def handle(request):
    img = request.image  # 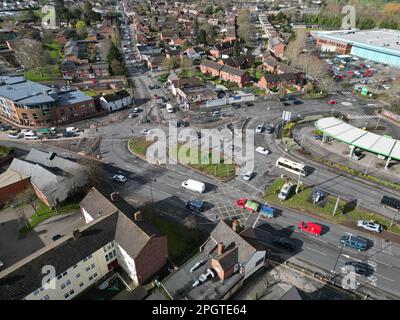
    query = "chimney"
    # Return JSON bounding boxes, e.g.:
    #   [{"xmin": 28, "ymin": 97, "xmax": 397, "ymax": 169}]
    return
[
  {"xmin": 110, "ymin": 192, "xmax": 120, "ymax": 202},
  {"xmin": 134, "ymin": 211, "xmax": 143, "ymax": 221},
  {"xmin": 217, "ymin": 242, "xmax": 225, "ymax": 255},
  {"xmin": 72, "ymin": 229, "xmax": 81, "ymax": 240},
  {"xmin": 232, "ymin": 219, "xmax": 241, "ymax": 233}
]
